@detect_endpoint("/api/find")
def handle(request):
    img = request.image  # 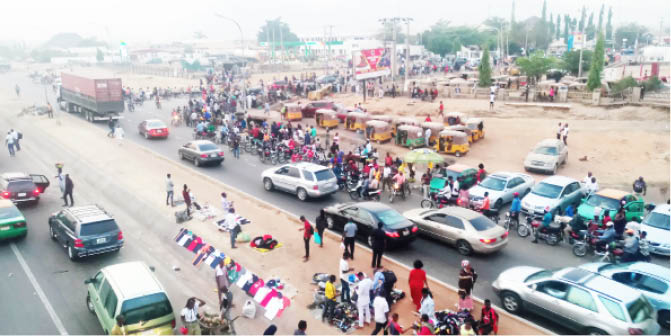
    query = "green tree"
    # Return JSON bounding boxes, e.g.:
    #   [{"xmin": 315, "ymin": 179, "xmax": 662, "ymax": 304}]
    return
[
  {"xmin": 556, "ymin": 15, "xmax": 561, "ymax": 40},
  {"xmin": 643, "ymin": 76, "xmax": 662, "ymax": 92},
  {"xmin": 615, "ymin": 23, "xmax": 648, "ymax": 49},
  {"xmin": 421, "ymin": 21, "xmax": 495, "ymax": 56},
  {"xmin": 541, "ymin": 0, "xmax": 547, "ymax": 22},
  {"xmin": 478, "ymin": 48, "xmax": 493, "ymax": 87},
  {"xmin": 611, "ymin": 76, "xmax": 637, "ymax": 94},
  {"xmin": 597, "ymin": 4, "xmax": 604, "ymax": 32},
  {"xmin": 563, "ymin": 15, "xmax": 570, "ymax": 42},
  {"xmin": 516, "ymin": 51, "xmax": 556, "ymax": 83},
  {"xmin": 605, "ymin": 7, "xmax": 613, "ymax": 41},
  {"xmin": 585, "ymin": 13, "xmax": 596, "ymax": 40},
  {"xmin": 257, "ymin": 19, "xmax": 300, "ymax": 46},
  {"xmin": 96, "ymin": 48, "xmax": 104, "ymax": 62},
  {"xmin": 549, "ymin": 13, "xmax": 555, "ymax": 38},
  {"xmin": 561, "ymin": 50, "xmax": 593, "ymax": 75},
  {"xmin": 587, "ymin": 33, "xmax": 605, "ymax": 91},
  {"xmin": 579, "ymin": 6, "xmax": 586, "ymax": 32}
]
